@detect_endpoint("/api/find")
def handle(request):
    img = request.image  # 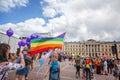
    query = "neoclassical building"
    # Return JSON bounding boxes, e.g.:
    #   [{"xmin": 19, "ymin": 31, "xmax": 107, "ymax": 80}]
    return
[{"xmin": 62, "ymin": 39, "xmax": 120, "ymax": 58}]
